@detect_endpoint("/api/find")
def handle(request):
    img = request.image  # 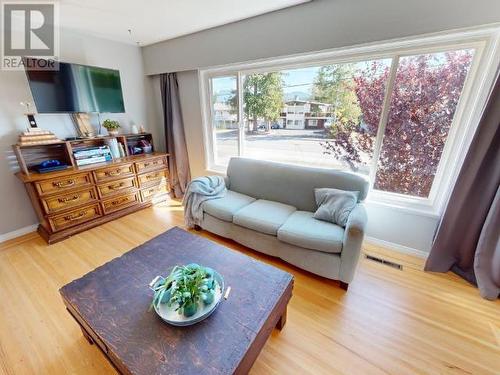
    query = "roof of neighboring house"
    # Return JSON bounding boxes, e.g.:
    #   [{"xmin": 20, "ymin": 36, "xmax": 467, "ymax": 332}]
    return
[
  {"xmin": 284, "ymin": 99, "xmax": 331, "ymax": 106},
  {"xmin": 279, "ymin": 115, "xmax": 332, "ymax": 119}
]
